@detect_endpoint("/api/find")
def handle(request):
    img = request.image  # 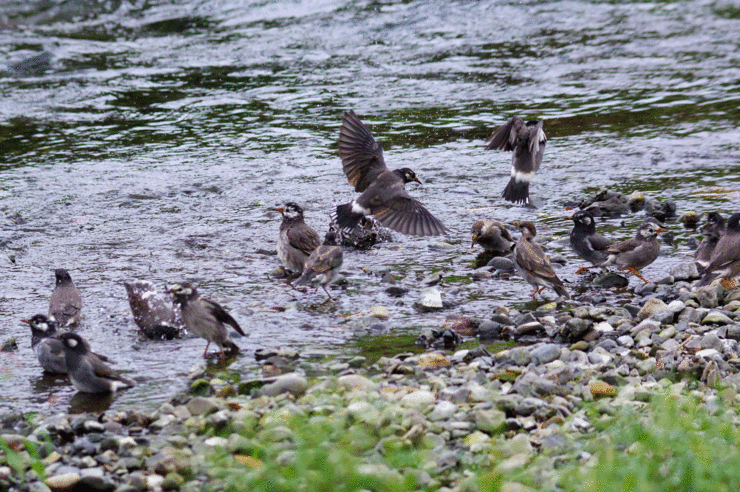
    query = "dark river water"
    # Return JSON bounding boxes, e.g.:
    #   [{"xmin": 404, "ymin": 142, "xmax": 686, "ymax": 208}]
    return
[{"xmin": 1, "ymin": 0, "xmax": 739, "ymax": 415}]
